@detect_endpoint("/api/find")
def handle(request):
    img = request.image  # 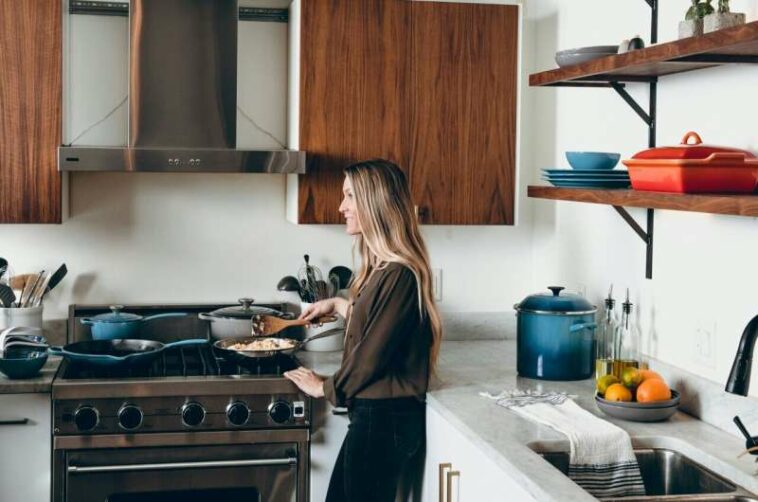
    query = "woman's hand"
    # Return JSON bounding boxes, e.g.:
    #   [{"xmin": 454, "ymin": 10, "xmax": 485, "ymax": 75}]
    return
[
  {"xmin": 284, "ymin": 367, "xmax": 326, "ymax": 398},
  {"xmin": 299, "ymin": 297, "xmax": 350, "ymax": 321}
]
